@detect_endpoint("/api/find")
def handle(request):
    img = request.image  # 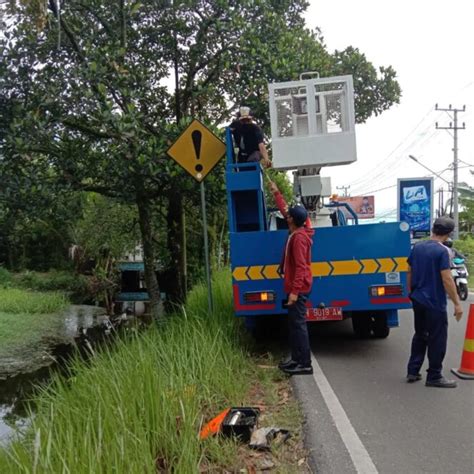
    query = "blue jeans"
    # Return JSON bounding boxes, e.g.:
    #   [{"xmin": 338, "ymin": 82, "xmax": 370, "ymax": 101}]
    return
[
  {"xmin": 407, "ymin": 299, "xmax": 448, "ymax": 381},
  {"xmin": 288, "ymin": 294, "xmax": 311, "ymax": 367}
]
